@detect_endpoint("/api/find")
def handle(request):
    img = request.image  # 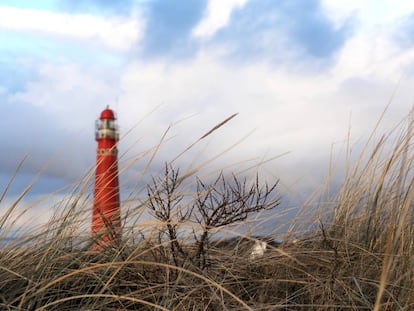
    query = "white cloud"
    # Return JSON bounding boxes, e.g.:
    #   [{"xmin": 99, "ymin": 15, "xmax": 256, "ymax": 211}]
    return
[
  {"xmin": 12, "ymin": 39, "xmax": 412, "ymax": 194},
  {"xmin": 115, "ymin": 53, "xmax": 354, "ymax": 192},
  {"xmin": 0, "ymin": 5, "xmax": 144, "ymax": 50},
  {"xmin": 10, "ymin": 62, "xmax": 117, "ymax": 103},
  {"xmin": 5, "ymin": 0, "xmax": 414, "ymax": 201},
  {"xmin": 321, "ymin": 0, "xmax": 414, "ymax": 30},
  {"xmin": 115, "ymin": 34, "xmax": 414, "ymax": 196},
  {"xmin": 192, "ymin": 0, "xmax": 248, "ymax": 38}
]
